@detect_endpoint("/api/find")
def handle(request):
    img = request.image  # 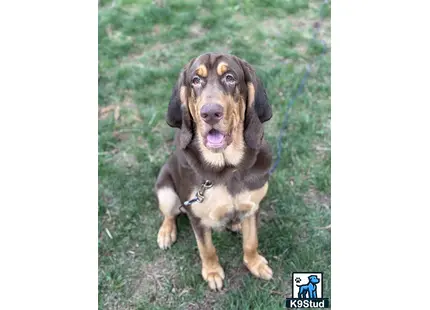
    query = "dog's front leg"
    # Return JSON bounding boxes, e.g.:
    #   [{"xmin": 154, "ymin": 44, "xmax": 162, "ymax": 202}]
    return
[
  {"xmin": 311, "ymin": 289, "xmax": 317, "ymax": 298},
  {"xmin": 190, "ymin": 220, "xmax": 224, "ymax": 291},
  {"xmin": 242, "ymin": 213, "xmax": 273, "ymax": 280}
]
